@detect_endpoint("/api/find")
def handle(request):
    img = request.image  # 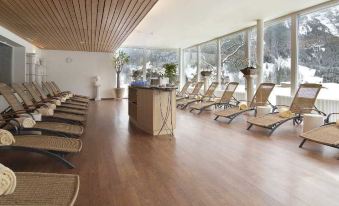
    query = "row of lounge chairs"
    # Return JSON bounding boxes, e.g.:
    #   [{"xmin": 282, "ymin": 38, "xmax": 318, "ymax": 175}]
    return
[
  {"xmin": 176, "ymin": 81, "xmax": 339, "ymax": 155},
  {"xmin": 0, "ymin": 81, "xmax": 89, "ymax": 205}
]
